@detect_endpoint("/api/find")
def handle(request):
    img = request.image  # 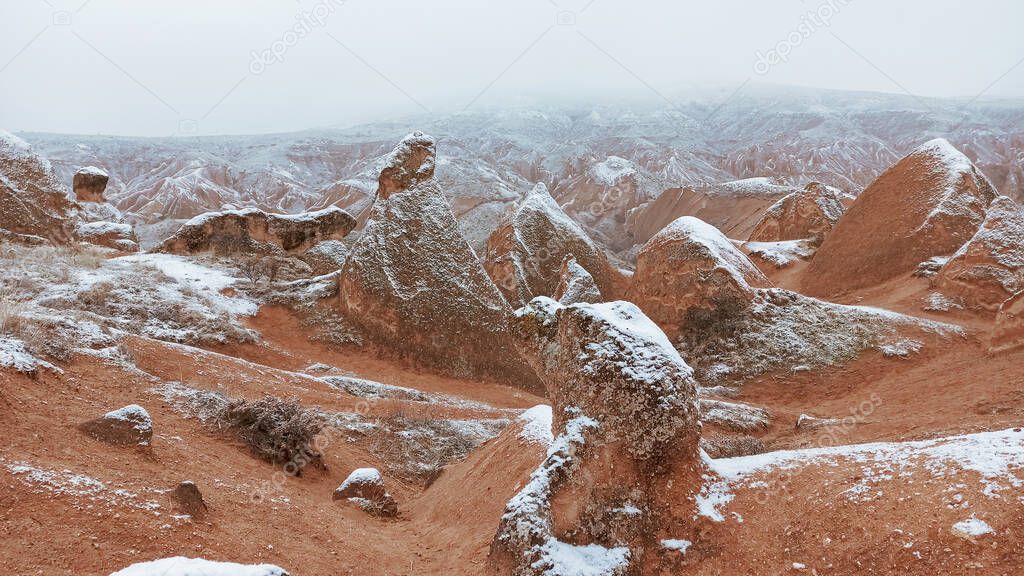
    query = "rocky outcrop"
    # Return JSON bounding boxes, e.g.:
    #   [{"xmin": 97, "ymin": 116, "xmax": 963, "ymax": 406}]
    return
[
  {"xmin": 934, "ymin": 196, "xmax": 1024, "ymax": 310},
  {"xmin": 332, "ymin": 467, "xmax": 398, "ymax": 517},
  {"xmin": 336, "ymin": 132, "xmax": 540, "ymax": 390},
  {"xmin": 989, "ymin": 290, "xmax": 1024, "ymax": 353},
  {"xmin": 552, "ymin": 255, "xmax": 602, "ymax": 305},
  {"xmin": 158, "ymin": 206, "xmax": 356, "ymax": 255},
  {"xmin": 76, "ymin": 221, "xmax": 139, "ymax": 252},
  {"xmin": 0, "ymin": 130, "xmax": 76, "ymax": 243},
  {"xmin": 73, "ymin": 166, "xmax": 109, "ymax": 203},
  {"xmin": 490, "ymin": 297, "xmax": 703, "ymax": 574},
  {"xmin": 748, "ymin": 181, "xmax": 847, "ymax": 244},
  {"xmin": 805, "ymin": 139, "xmax": 998, "ymax": 296},
  {"xmin": 627, "ymin": 216, "xmax": 770, "ymax": 338},
  {"xmin": 483, "ymin": 182, "xmax": 625, "ymax": 306},
  {"xmin": 78, "ymin": 404, "xmax": 153, "ymax": 446}
]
